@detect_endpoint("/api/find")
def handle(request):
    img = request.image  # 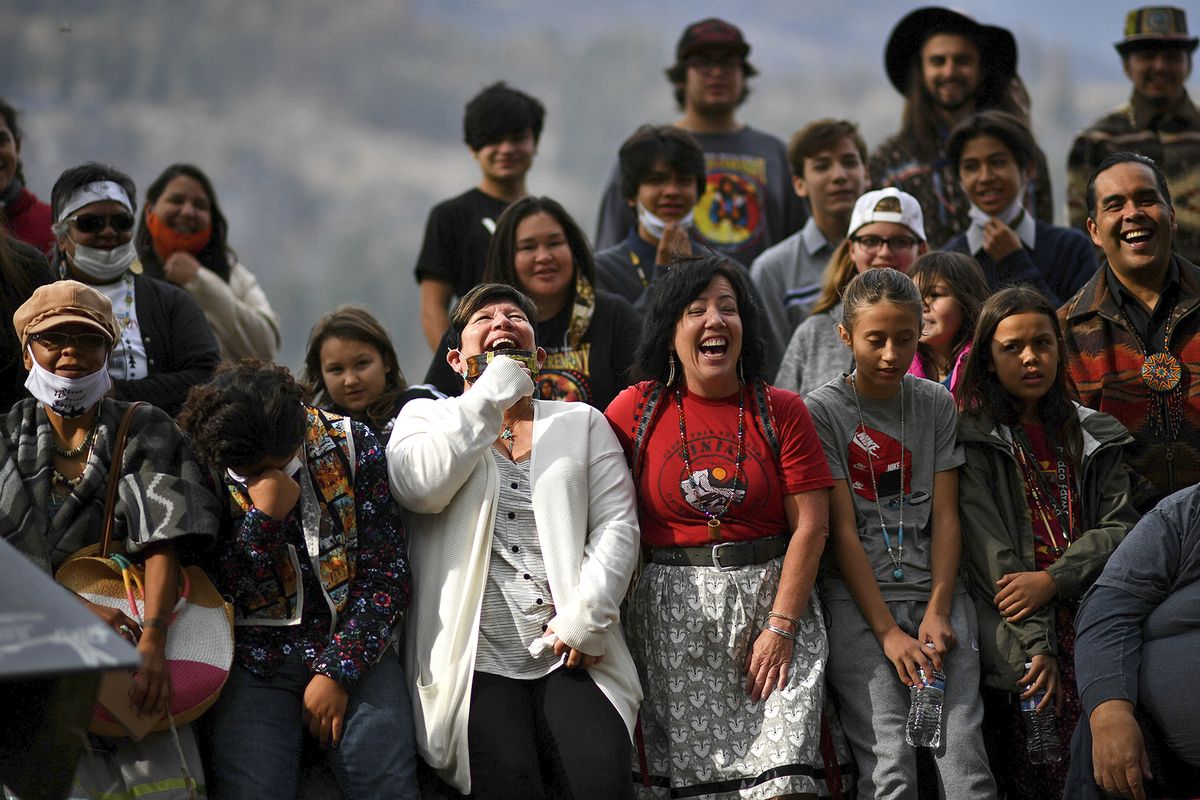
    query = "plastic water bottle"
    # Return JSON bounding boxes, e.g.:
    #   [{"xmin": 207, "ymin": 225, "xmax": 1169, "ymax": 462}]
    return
[
  {"xmin": 906, "ymin": 645, "xmax": 945, "ymax": 748},
  {"xmin": 1021, "ymin": 661, "xmax": 1062, "ymax": 764}
]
